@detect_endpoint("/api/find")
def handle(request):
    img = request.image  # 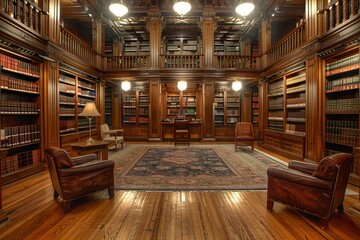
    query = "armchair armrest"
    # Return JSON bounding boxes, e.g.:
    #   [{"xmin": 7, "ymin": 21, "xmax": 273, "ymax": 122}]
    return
[
  {"xmin": 59, "ymin": 160, "xmax": 114, "ymax": 177},
  {"xmin": 72, "ymin": 154, "xmax": 97, "ymax": 165},
  {"xmin": 267, "ymin": 167, "xmax": 333, "ymax": 191},
  {"xmin": 104, "ymin": 129, "xmax": 123, "ymax": 136},
  {"xmin": 288, "ymin": 160, "xmax": 318, "ymax": 175}
]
